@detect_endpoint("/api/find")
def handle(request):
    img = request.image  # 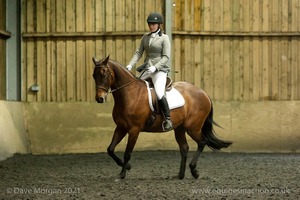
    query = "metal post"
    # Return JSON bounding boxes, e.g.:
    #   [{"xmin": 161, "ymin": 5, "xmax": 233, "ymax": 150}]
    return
[
  {"xmin": 6, "ymin": 0, "xmax": 21, "ymax": 100},
  {"xmin": 165, "ymin": 0, "xmax": 173, "ymax": 78}
]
